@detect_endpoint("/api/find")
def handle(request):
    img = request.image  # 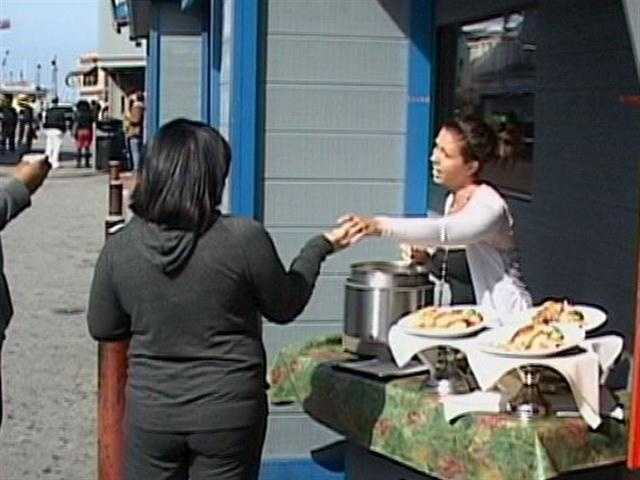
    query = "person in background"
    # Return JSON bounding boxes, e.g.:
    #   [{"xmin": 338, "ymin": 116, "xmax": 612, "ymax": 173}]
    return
[
  {"xmin": 73, "ymin": 100, "xmax": 94, "ymax": 168},
  {"xmin": 90, "ymin": 100, "xmax": 100, "ymax": 125},
  {"xmin": 87, "ymin": 118, "xmax": 355, "ymax": 480},
  {"xmin": 0, "ymin": 154, "xmax": 50, "ymax": 428},
  {"xmin": 339, "ymin": 115, "xmax": 531, "ymax": 319},
  {"xmin": 42, "ymin": 98, "xmax": 68, "ymax": 169},
  {"xmin": 17, "ymin": 97, "xmax": 35, "ymax": 152},
  {"xmin": 0, "ymin": 95, "xmax": 17, "ymax": 155},
  {"xmin": 124, "ymin": 91, "xmax": 145, "ymax": 172}
]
